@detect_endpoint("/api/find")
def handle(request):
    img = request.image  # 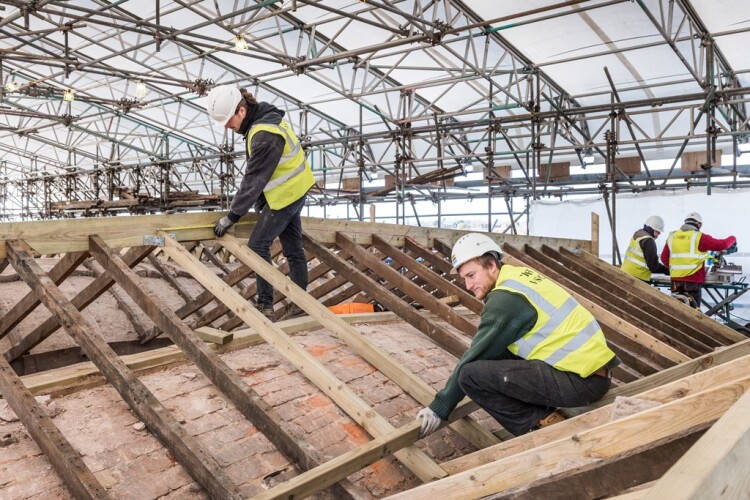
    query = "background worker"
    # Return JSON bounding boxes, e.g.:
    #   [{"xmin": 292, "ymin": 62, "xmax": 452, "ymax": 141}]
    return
[
  {"xmin": 661, "ymin": 212, "xmax": 737, "ymax": 309},
  {"xmin": 620, "ymin": 215, "xmax": 669, "ymax": 282},
  {"xmin": 207, "ymin": 85, "xmax": 314, "ymax": 322},
  {"xmin": 416, "ymin": 233, "xmax": 619, "ymax": 438}
]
